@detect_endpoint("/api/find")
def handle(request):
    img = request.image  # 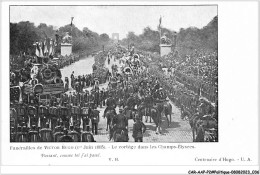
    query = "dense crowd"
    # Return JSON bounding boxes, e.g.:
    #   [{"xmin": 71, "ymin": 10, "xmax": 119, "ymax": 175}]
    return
[
  {"xmin": 162, "ymin": 50, "xmax": 218, "ymax": 87},
  {"xmin": 10, "ymin": 53, "xmax": 83, "ymax": 73},
  {"xmin": 10, "ymin": 44, "xmax": 218, "ymax": 142}
]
